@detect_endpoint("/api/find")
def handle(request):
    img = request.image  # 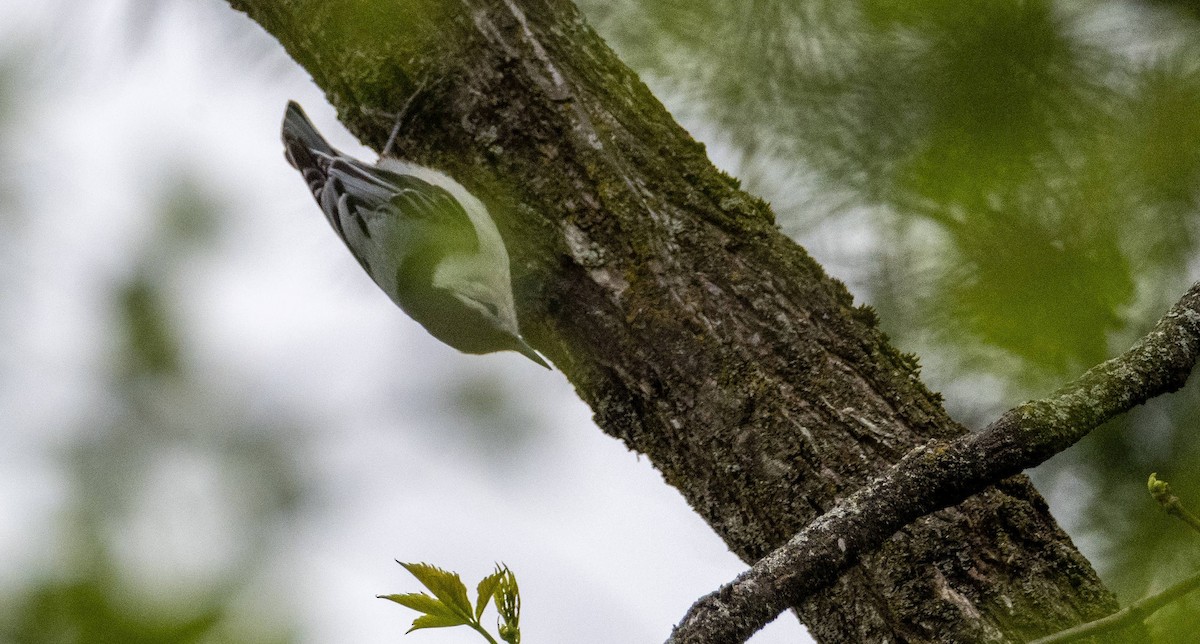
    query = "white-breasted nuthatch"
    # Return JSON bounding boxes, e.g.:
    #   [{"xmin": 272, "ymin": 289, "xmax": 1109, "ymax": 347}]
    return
[{"xmin": 281, "ymin": 101, "xmax": 549, "ymax": 368}]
